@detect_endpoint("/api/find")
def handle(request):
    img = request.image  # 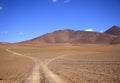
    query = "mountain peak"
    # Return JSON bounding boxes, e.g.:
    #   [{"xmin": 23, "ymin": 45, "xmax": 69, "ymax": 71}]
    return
[
  {"xmin": 19, "ymin": 26, "xmax": 120, "ymax": 44},
  {"xmin": 104, "ymin": 25, "xmax": 120, "ymax": 36},
  {"xmin": 53, "ymin": 29, "xmax": 74, "ymax": 32}
]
